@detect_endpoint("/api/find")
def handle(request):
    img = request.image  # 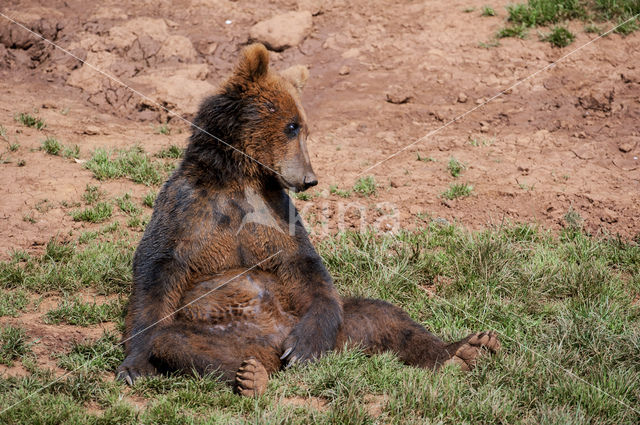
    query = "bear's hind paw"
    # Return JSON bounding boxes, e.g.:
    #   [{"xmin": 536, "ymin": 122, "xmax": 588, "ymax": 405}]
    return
[
  {"xmin": 235, "ymin": 358, "xmax": 268, "ymax": 397},
  {"xmin": 444, "ymin": 331, "xmax": 500, "ymax": 371}
]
